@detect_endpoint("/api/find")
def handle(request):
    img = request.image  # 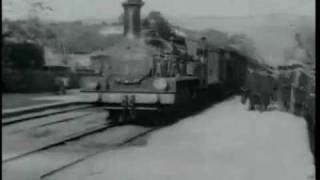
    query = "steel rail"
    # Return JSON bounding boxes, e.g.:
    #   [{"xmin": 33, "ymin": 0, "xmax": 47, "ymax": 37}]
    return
[
  {"xmin": 2, "ymin": 105, "xmax": 94, "ymax": 126},
  {"xmin": 3, "ymin": 124, "xmax": 115, "ymax": 163},
  {"xmin": 40, "ymin": 127, "xmax": 160, "ymax": 179}
]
